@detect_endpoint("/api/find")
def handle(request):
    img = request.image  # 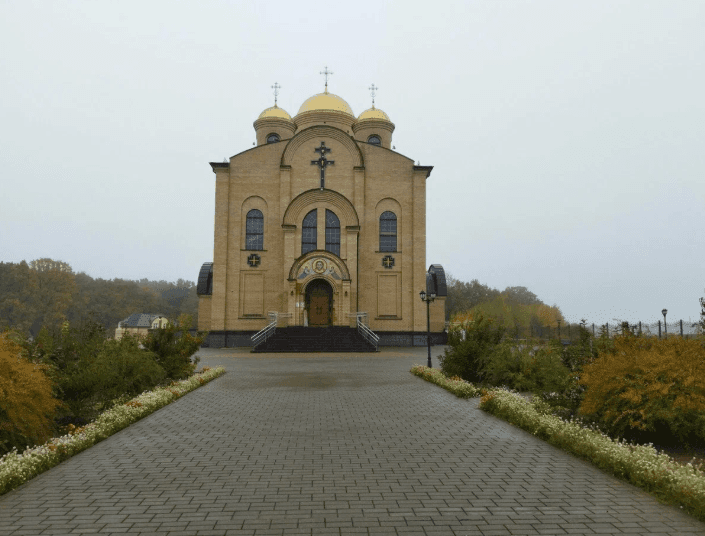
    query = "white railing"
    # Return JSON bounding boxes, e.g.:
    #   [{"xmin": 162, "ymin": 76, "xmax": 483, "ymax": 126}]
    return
[
  {"xmin": 348, "ymin": 312, "xmax": 379, "ymax": 351},
  {"xmin": 251, "ymin": 312, "xmax": 292, "ymax": 348}
]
